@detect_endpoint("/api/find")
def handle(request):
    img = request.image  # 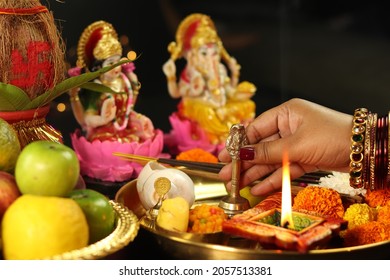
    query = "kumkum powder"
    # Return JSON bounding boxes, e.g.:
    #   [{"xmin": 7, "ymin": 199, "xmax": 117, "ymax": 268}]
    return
[{"xmin": 176, "ymin": 148, "xmax": 218, "ymax": 163}]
